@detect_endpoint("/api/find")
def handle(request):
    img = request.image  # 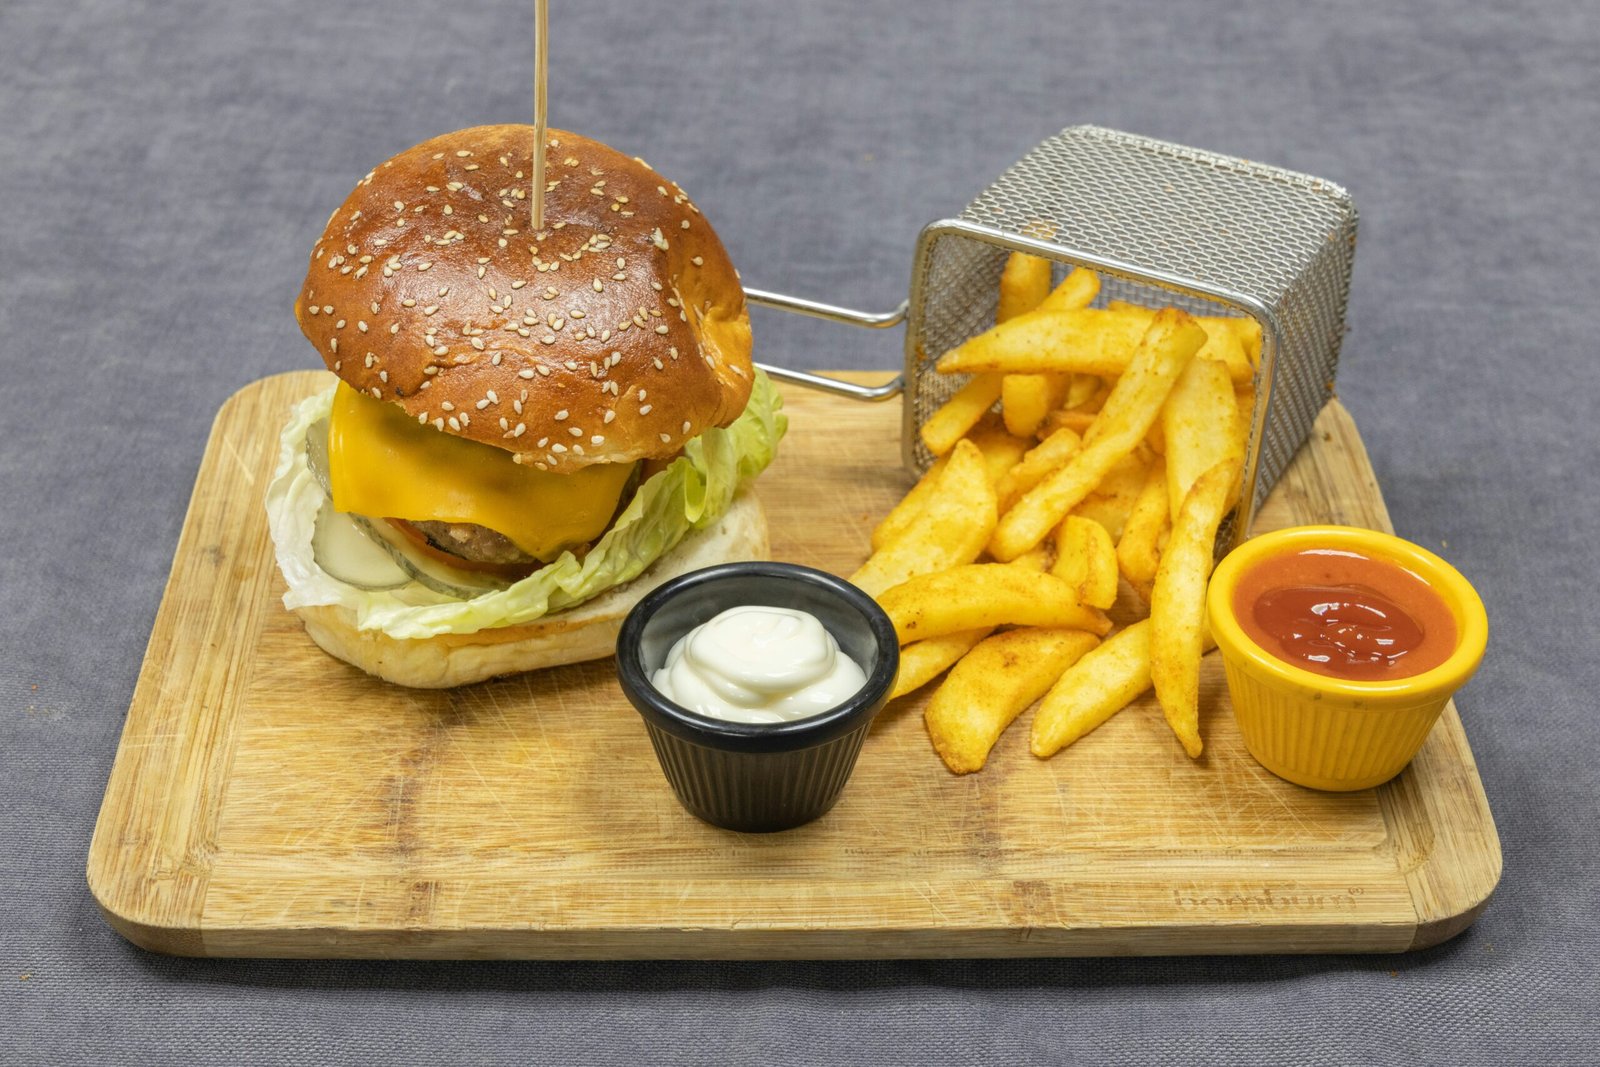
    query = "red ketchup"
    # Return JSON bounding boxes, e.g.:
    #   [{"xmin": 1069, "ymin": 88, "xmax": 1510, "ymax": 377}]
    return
[{"xmin": 1233, "ymin": 548, "xmax": 1456, "ymax": 682}]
